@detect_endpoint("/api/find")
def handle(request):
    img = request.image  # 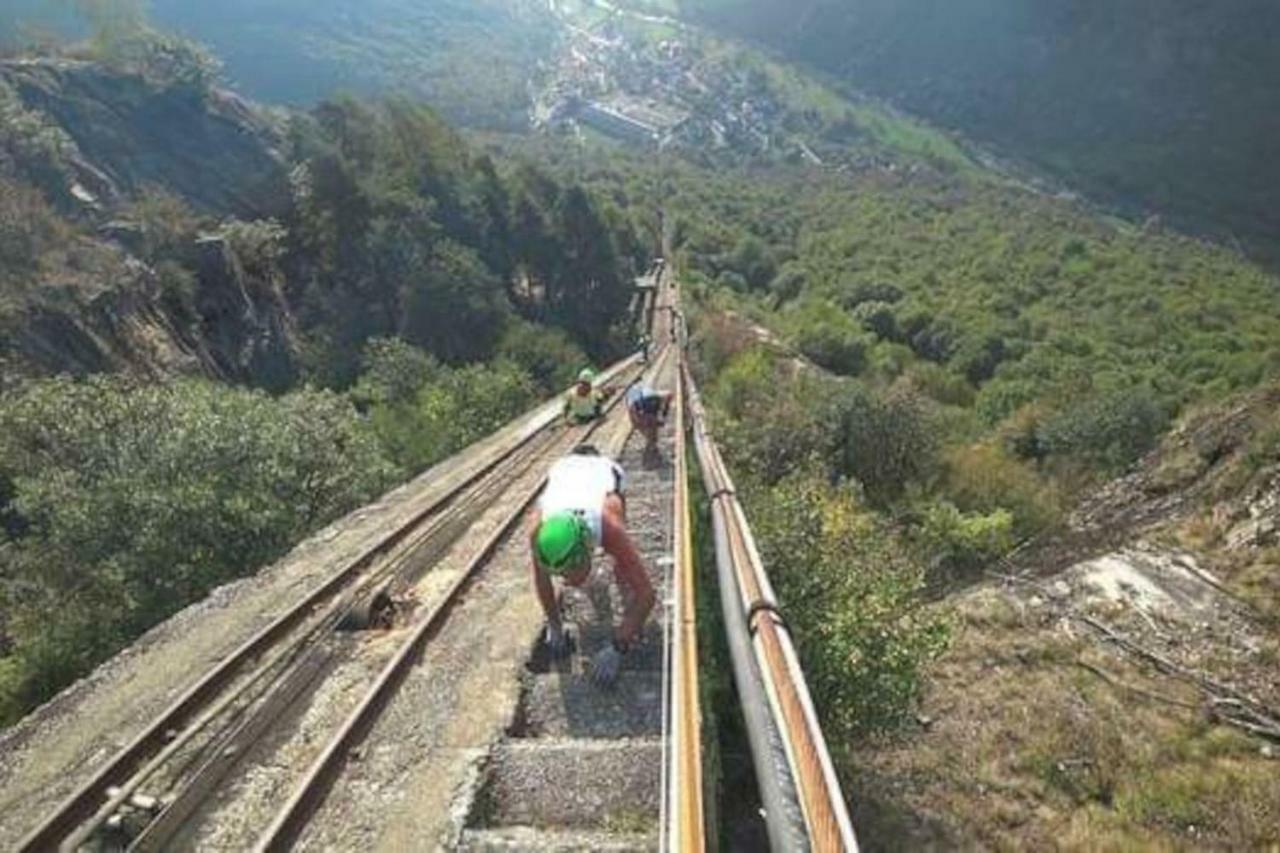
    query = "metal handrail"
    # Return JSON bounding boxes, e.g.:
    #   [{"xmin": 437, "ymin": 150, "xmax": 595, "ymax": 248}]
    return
[
  {"xmin": 666, "ymin": 334, "xmax": 707, "ymax": 851},
  {"xmin": 685, "ymin": 364, "xmax": 859, "ymax": 852}
]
